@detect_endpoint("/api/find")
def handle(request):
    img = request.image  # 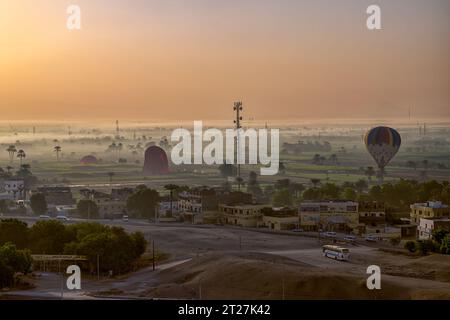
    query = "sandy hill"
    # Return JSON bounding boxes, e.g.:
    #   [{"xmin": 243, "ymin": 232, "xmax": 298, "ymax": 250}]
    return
[{"xmin": 140, "ymin": 252, "xmax": 428, "ymax": 300}]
